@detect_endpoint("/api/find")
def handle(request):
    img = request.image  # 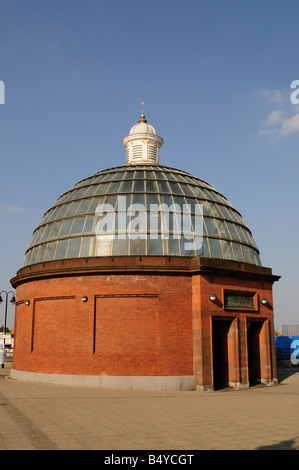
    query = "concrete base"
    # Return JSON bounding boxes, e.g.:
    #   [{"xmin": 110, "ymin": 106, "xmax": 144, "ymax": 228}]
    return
[
  {"xmin": 10, "ymin": 369, "xmax": 195, "ymax": 391},
  {"xmin": 228, "ymin": 382, "xmax": 250, "ymax": 389}
]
